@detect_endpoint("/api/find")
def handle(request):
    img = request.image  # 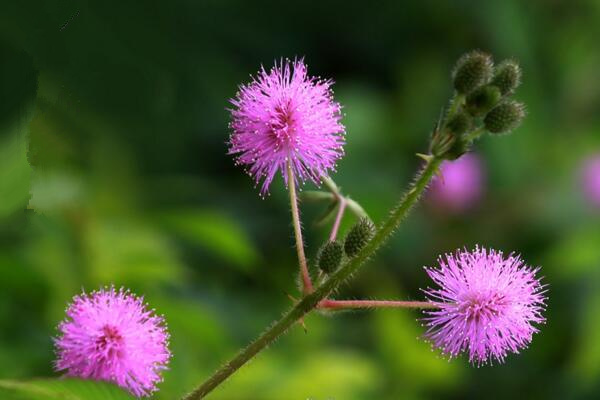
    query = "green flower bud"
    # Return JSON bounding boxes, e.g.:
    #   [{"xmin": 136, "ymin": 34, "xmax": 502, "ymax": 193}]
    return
[
  {"xmin": 444, "ymin": 138, "xmax": 471, "ymax": 161},
  {"xmin": 491, "ymin": 59, "xmax": 522, "ymax": 96},
  {"xmin": 452, "ymin": 51, "xmax": 494, "ymax": 94},
  {"xmin": 317, "ymin": 241, "xmax": 343, "ymax": 273},
  {"xmin": 344, "ymin": 217, "xmax": 375, "ymax": 257},
  {"xmin": 484, "ymin": 100, "xmax": 526, "ymax": 134},
  {"xmin": 445, "ymin": 111, "xmax": 472, "ymax": 135},
  {"xmin": 466, "ymin": 85, "xmax": 502, "ymax": 116}
]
